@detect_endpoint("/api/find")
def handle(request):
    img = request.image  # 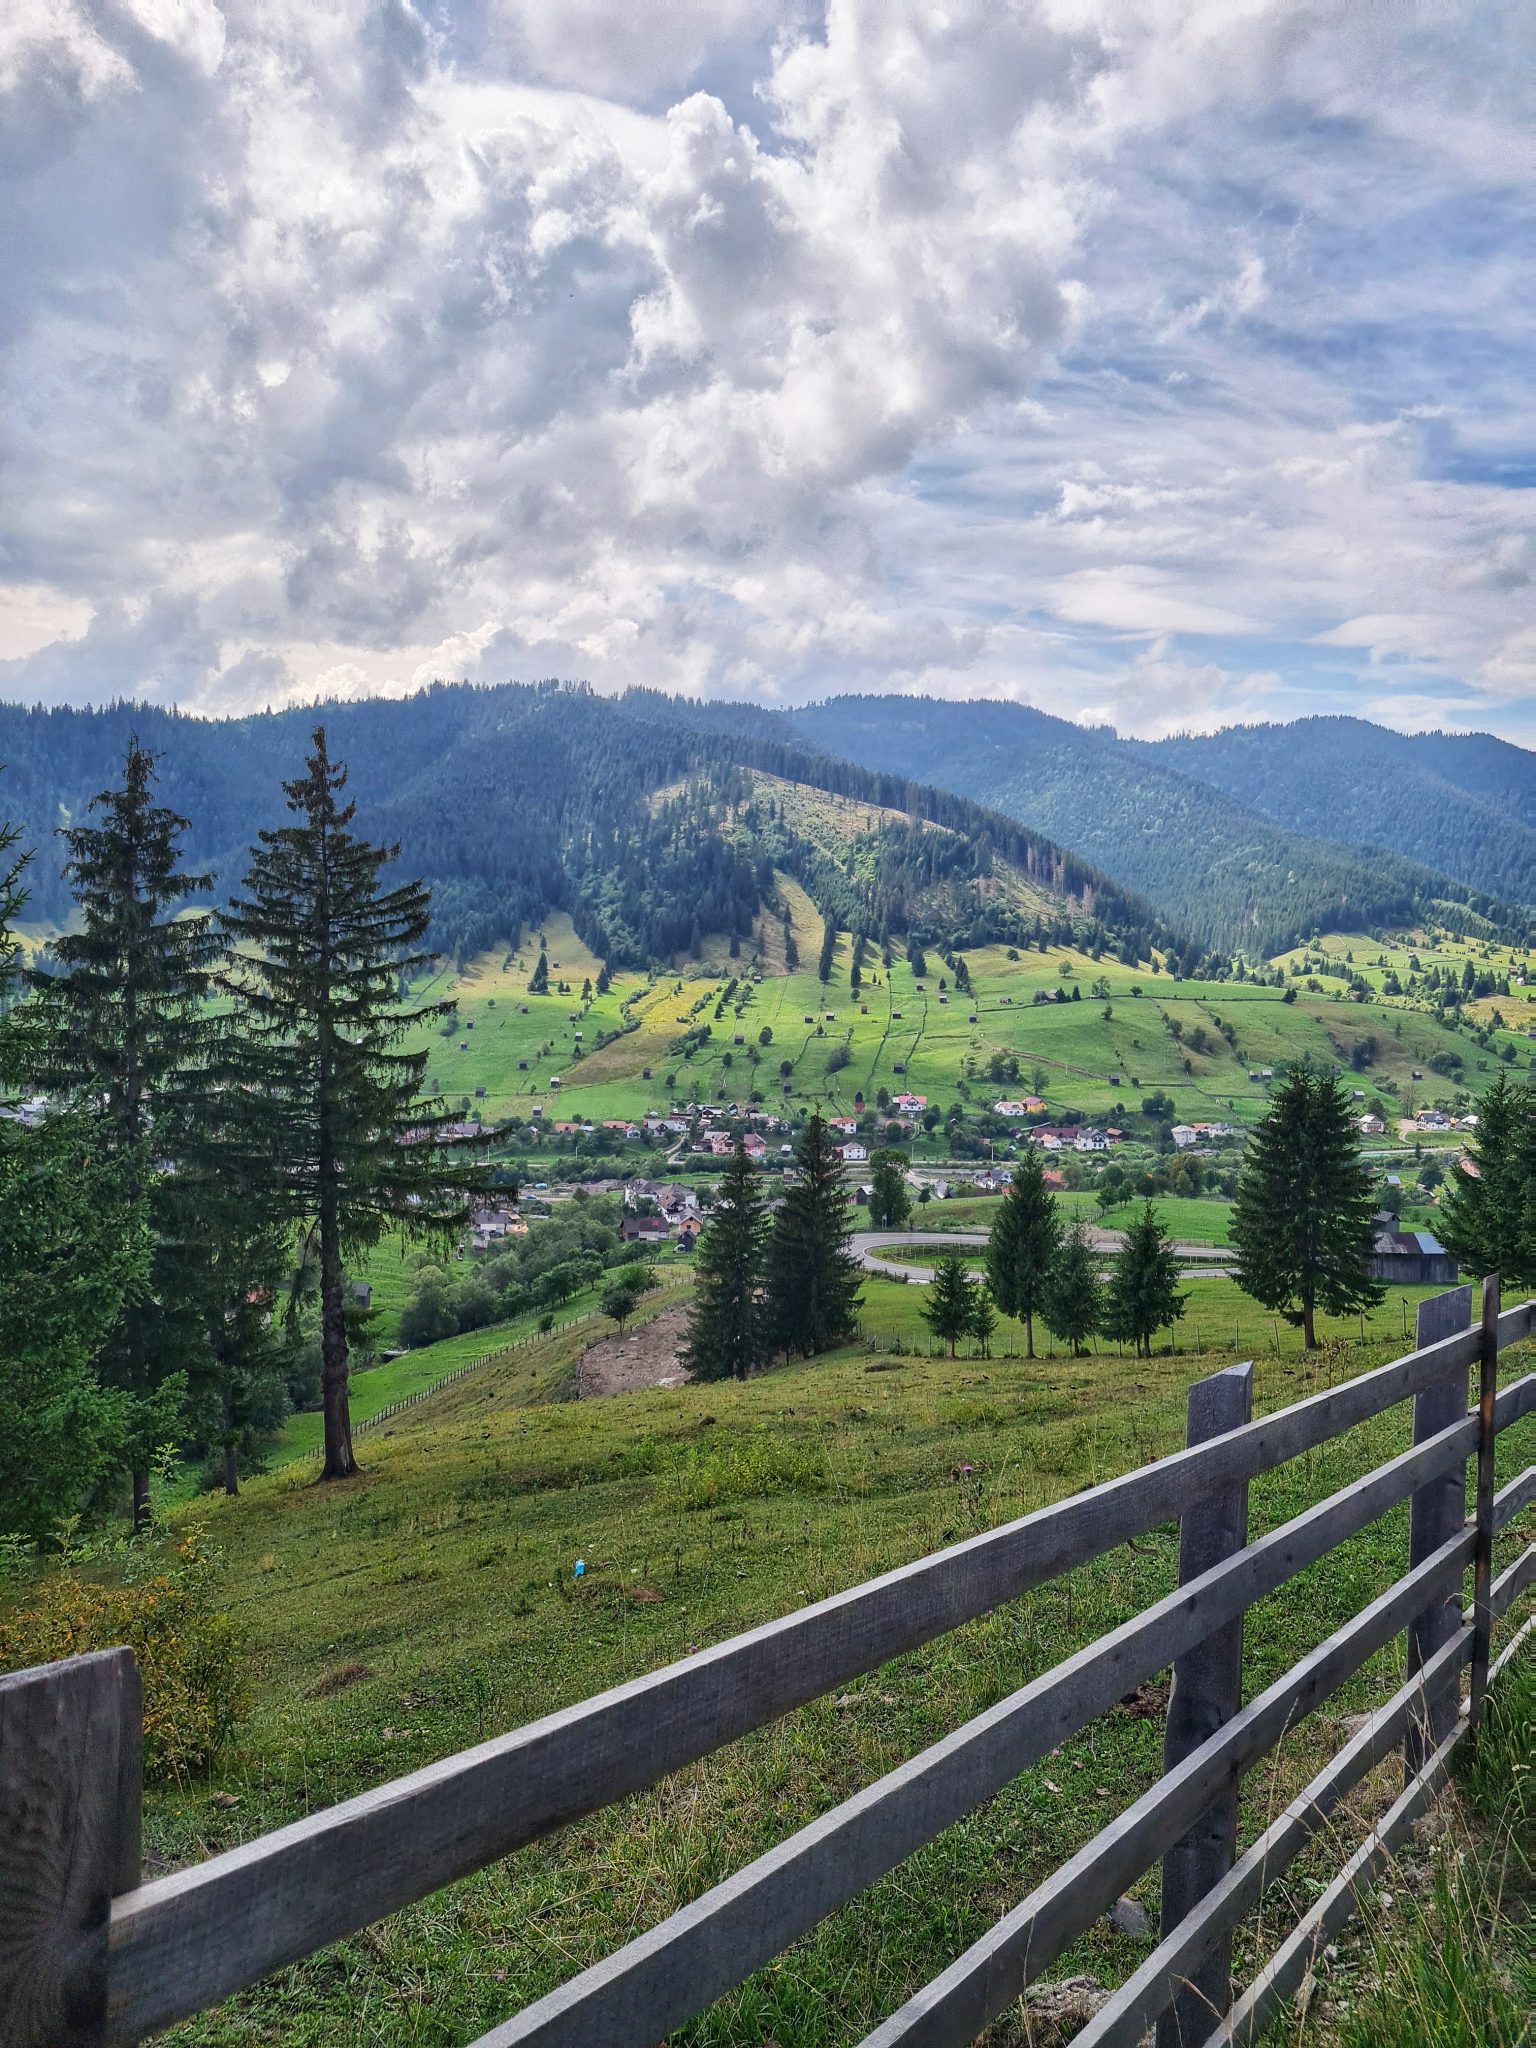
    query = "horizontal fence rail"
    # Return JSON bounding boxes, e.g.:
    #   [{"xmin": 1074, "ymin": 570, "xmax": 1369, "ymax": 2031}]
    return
[{"xmin": 1, "ymin": 1287, "xmax": 1531, "ymax": 2048}]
